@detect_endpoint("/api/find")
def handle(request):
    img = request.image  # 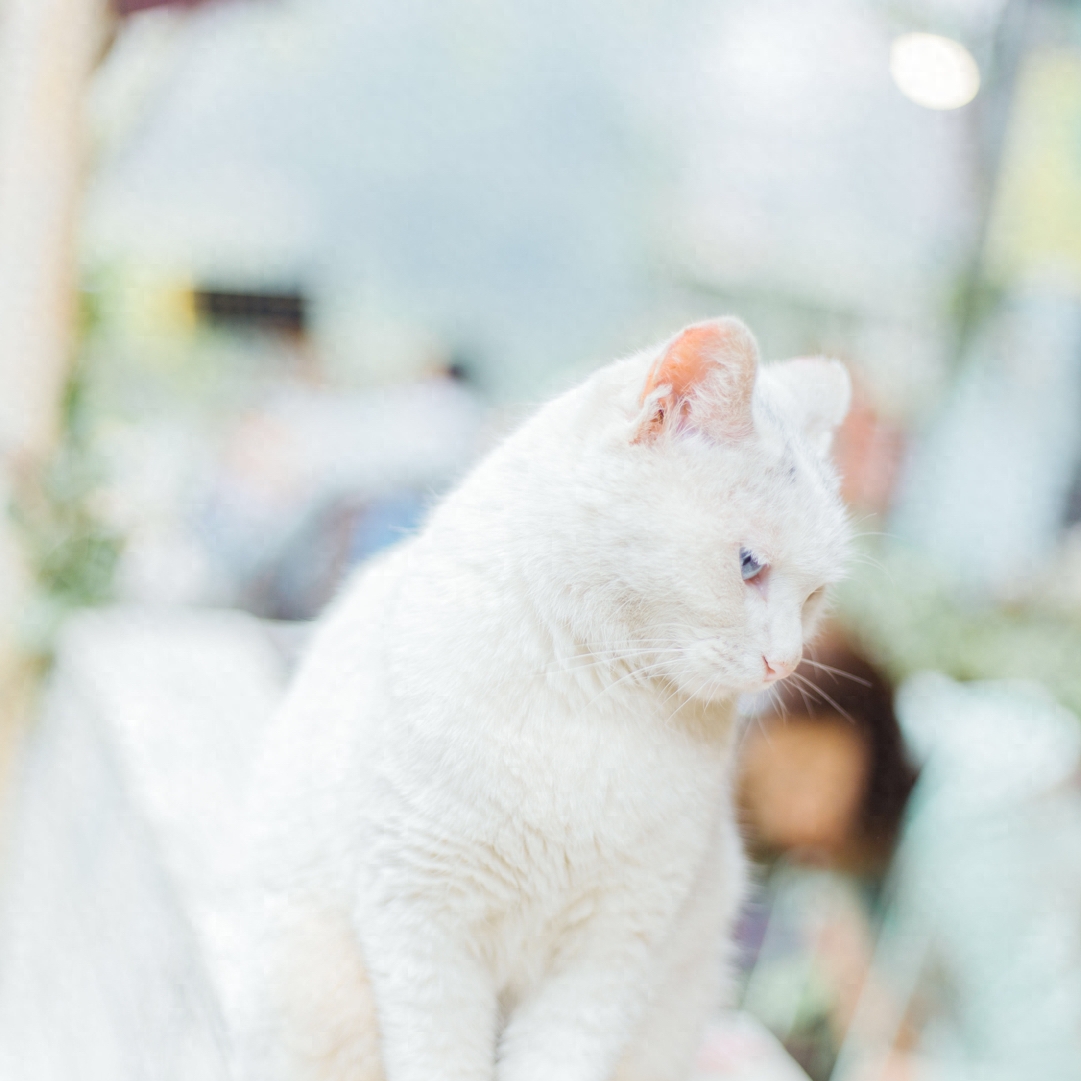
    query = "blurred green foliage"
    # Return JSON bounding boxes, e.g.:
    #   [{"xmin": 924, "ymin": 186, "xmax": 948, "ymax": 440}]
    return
[
  {"xmin": 838, "ymin": 541, "xmax": 1081, "ymax": 719},
  {"xmin": 9, "ymin": 354, "xmax": 122, "ymax": 656}
]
